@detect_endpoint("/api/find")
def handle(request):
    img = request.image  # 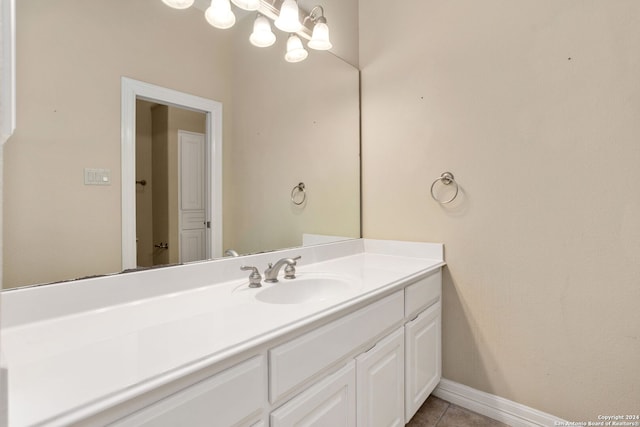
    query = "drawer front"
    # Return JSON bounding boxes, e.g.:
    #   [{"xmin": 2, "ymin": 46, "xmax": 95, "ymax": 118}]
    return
[
  {"xmin": 270, "ymin": 361, "xmax": 356, "ymax": 427},
  {"xmin": 270, "ymin": 291, "xmax": 404, "ymax": 403},
  {"xmin": 113, "ymin": 356, "xmax": 265, "ymax": 427},
  {"xmin": 404, "ymin": 270, "xmax": 442, "ymax": 320}
]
